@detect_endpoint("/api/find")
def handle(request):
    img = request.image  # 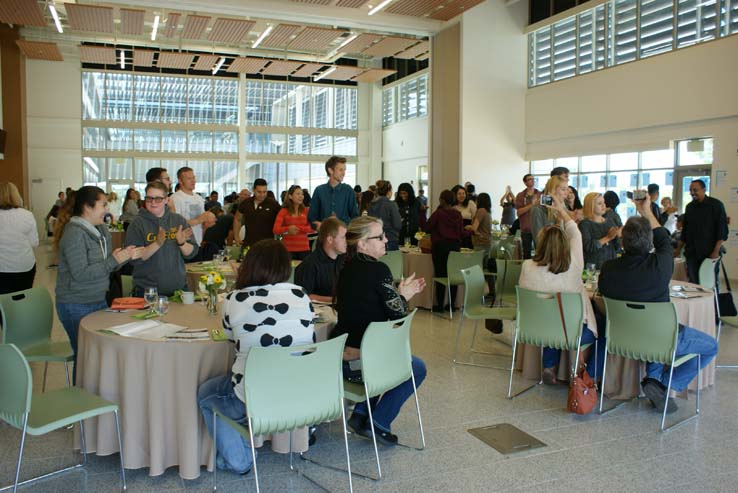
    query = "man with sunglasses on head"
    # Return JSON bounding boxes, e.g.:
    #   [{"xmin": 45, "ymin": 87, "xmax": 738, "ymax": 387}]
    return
[{"xmin": 125, "ymin": 181, "xmax": 199, "ymax": 296}]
